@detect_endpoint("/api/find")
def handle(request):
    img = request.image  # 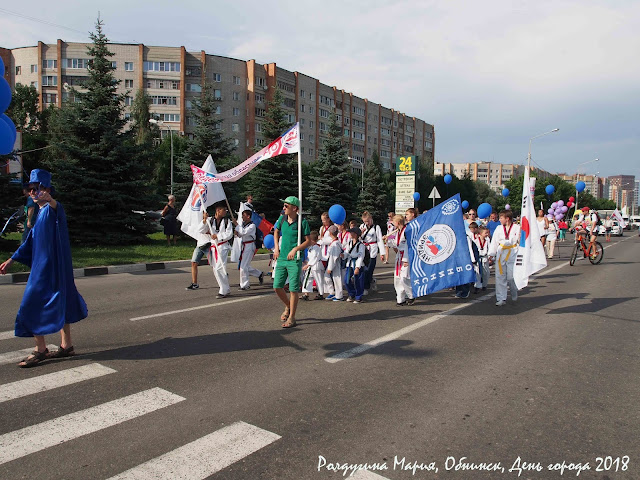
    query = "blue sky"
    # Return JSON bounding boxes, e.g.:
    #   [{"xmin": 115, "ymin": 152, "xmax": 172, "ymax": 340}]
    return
[{"xmin": 1, "ymin": 0, "xmax": 638, "ymax": 178}]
